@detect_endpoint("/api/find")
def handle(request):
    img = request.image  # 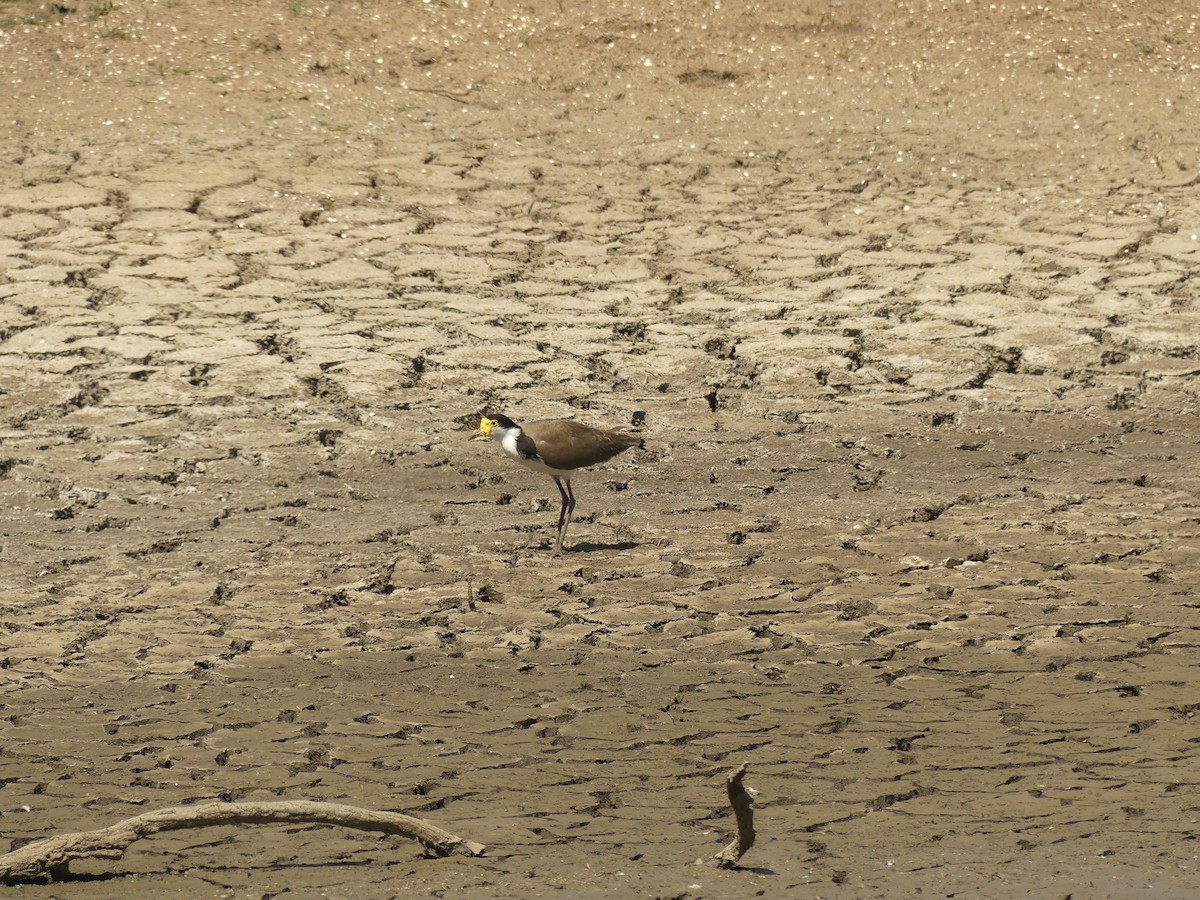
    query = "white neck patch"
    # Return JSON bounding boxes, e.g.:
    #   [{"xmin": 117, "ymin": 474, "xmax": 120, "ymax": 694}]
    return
[{"xmin": 498, "ymin": 427, "xmax": 525, "ymax": 461}]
